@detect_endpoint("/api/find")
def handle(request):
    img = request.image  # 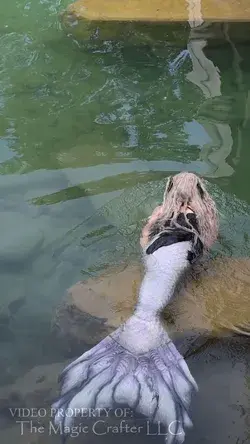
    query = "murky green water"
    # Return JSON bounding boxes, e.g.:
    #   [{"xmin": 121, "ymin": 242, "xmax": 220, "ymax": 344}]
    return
[{"xmin": 0, "ymin": 1, "xmax": 250, "ymax": 443}]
